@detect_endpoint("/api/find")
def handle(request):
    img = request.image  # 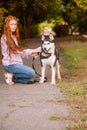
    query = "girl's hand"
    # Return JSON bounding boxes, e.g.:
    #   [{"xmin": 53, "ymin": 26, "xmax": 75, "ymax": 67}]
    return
[
  {"xmin": 28, "ymin": 47, "xmax": 41, "ymax": 58},
  {"xmin": 31, "ymin": 53, "xmax": 39, "ymax": 58},
  {"xmin": 32, "ymin": 47, "xmax": 41, "ymax": 53}
]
